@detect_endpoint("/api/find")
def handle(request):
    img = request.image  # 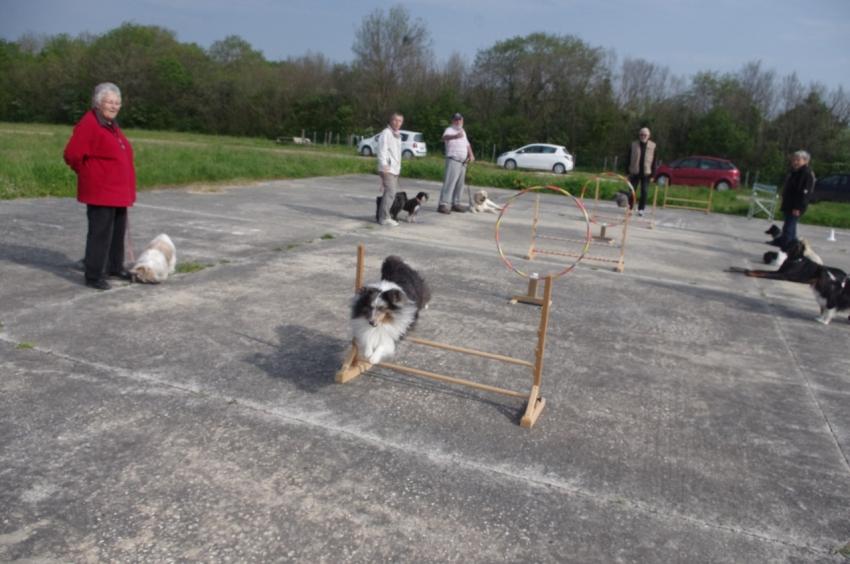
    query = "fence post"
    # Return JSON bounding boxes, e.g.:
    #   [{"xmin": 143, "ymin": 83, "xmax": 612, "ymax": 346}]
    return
[
  {"xmin": 613, "ymin": 155, "xmax": 618, "ymax": 172},
  {"xmin": 492, "ymin": 144, "xmax": 496, "ymax": 162}
]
